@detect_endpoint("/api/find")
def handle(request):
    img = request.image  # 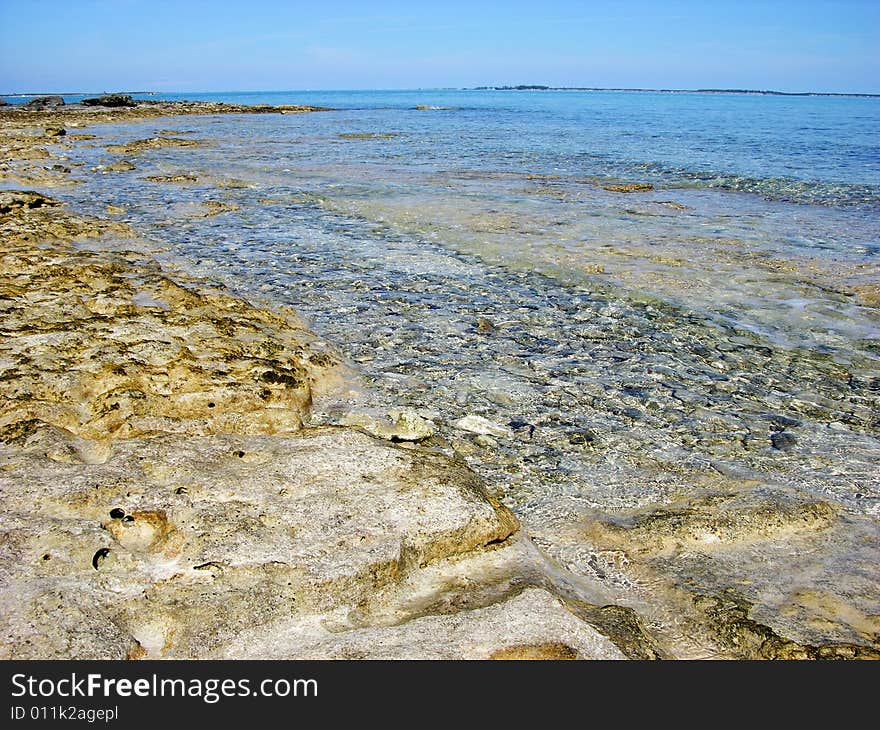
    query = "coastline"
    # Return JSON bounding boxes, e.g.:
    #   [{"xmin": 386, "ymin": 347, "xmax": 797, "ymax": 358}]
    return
[
  {"xmin": 1, "ymin": 101, "xmax": 877, "ymax": 660},
  {"xmin": 0, "ymin": 102, "xmax": 633, "ymax": 660}
]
